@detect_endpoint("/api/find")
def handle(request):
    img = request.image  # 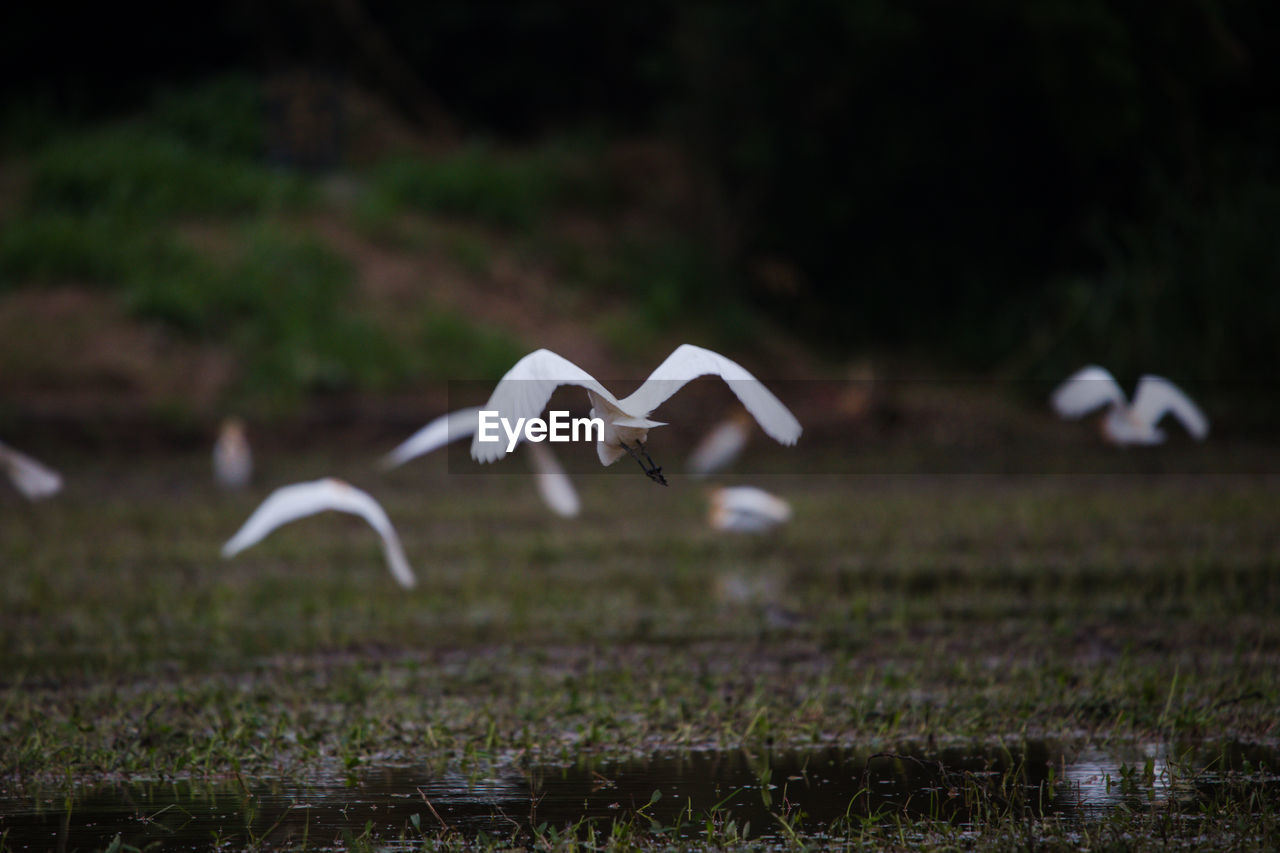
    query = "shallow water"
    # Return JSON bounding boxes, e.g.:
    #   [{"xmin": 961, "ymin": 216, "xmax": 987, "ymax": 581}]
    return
[{"xmin": 0, "ymin": 740, "xmax": 1275, "ymax": 850}]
